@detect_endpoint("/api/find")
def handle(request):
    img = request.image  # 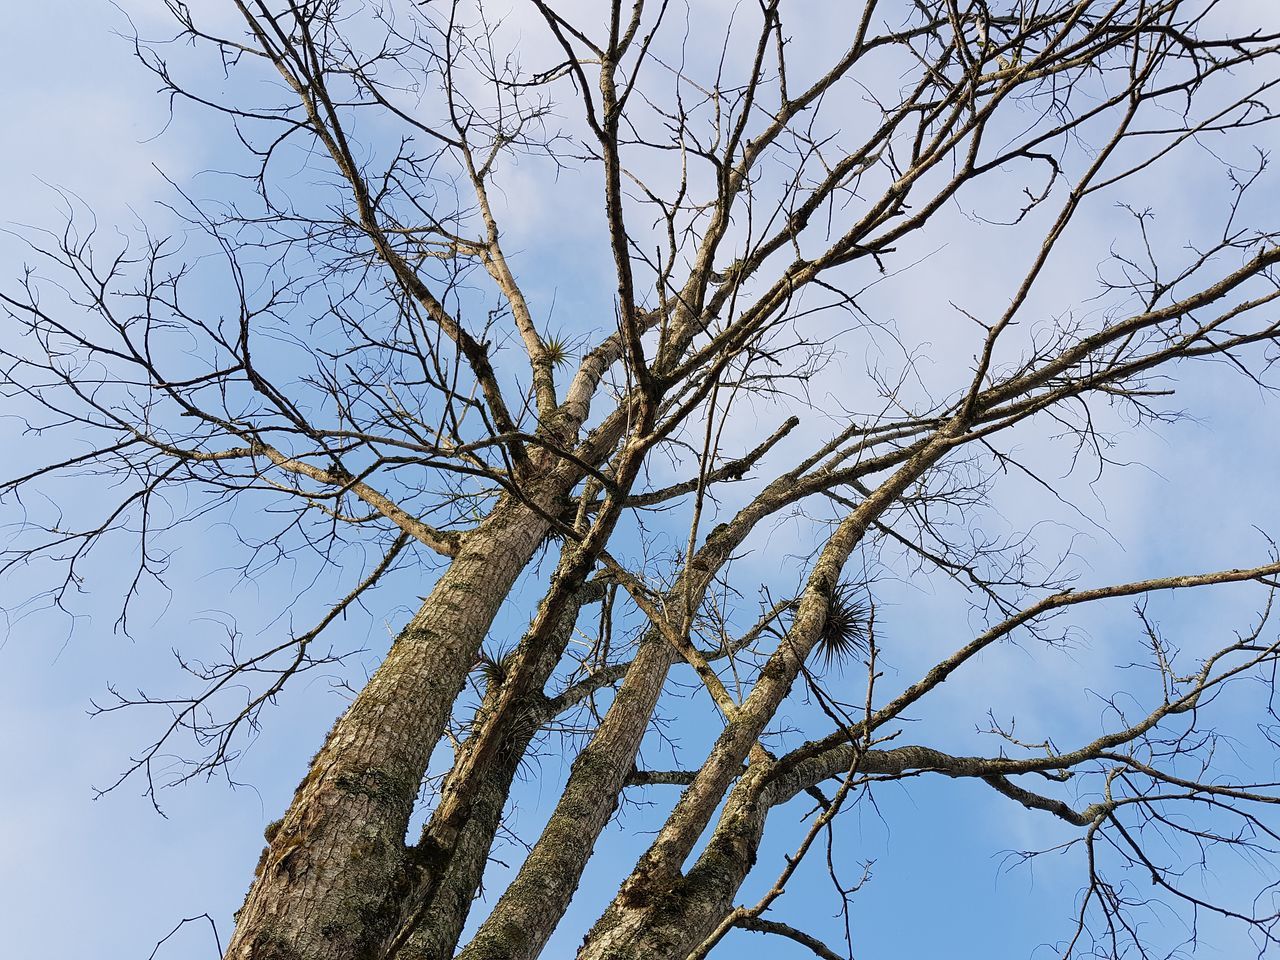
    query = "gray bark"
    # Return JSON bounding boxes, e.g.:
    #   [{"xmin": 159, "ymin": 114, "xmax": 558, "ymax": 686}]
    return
[
  {"xmin": 226, "ymin": 495, "xmax": 550, "ymax": 960},
  {"xmin": 456, "ymin": 465, "xmax": 817, "ymax": 960}
]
